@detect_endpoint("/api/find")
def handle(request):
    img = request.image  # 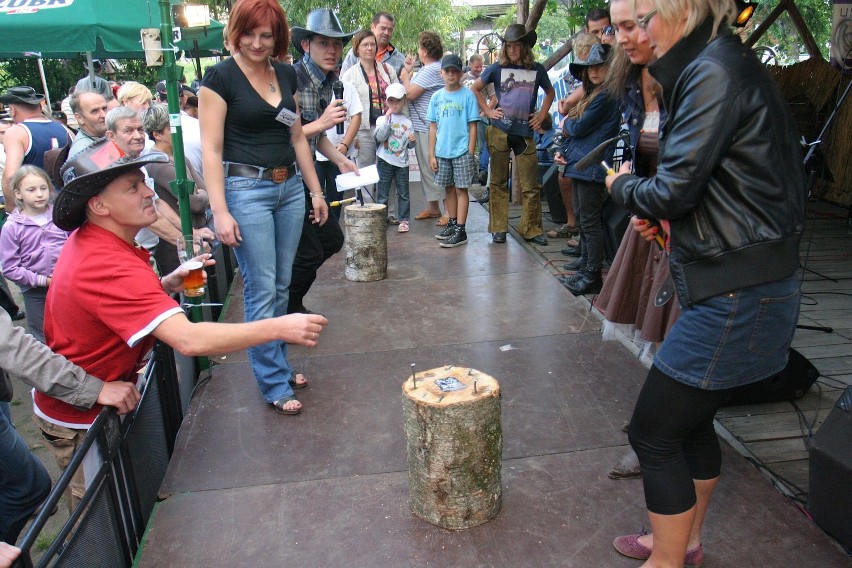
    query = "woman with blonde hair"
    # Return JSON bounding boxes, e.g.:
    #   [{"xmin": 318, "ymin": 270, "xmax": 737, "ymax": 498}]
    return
[
  {"xmin": 116, "ymin": 81, "xmax": 153, "ymax": 112},
  {"xmin": 606, "ymin": 0, "xmax": 805, "ymax": 564}
]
